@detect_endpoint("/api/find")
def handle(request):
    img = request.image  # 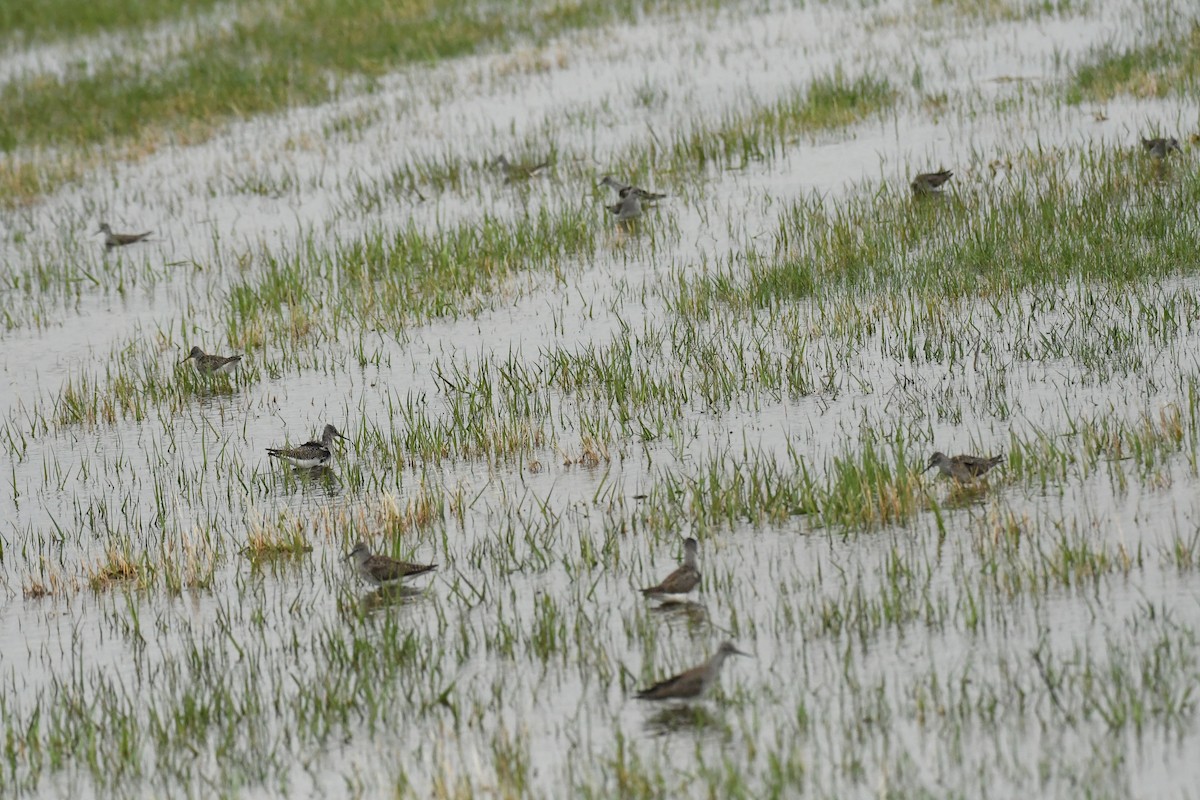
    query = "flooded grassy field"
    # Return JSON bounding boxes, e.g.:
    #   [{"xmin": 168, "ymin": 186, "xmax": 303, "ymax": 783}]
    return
[{"xmin": 3, "ymin": 0, "xmax": 1200, "ymax": 796}]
